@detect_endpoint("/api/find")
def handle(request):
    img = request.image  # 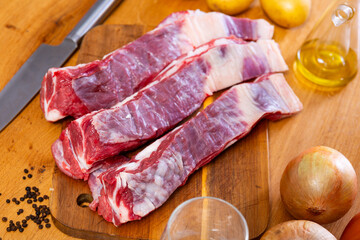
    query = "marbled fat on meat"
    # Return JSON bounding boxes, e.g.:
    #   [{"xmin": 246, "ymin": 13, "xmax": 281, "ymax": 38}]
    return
[
  {"xmin": 88, "ymin": 73, "xmax": 303, "ymax": 225},
  {"xmin": 52, "ymin": 37, "xmax": 288, "ymax": 180},
  {"xmin": 40, "ymin": 10, "xmax": 274, "ymax": 122}
]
